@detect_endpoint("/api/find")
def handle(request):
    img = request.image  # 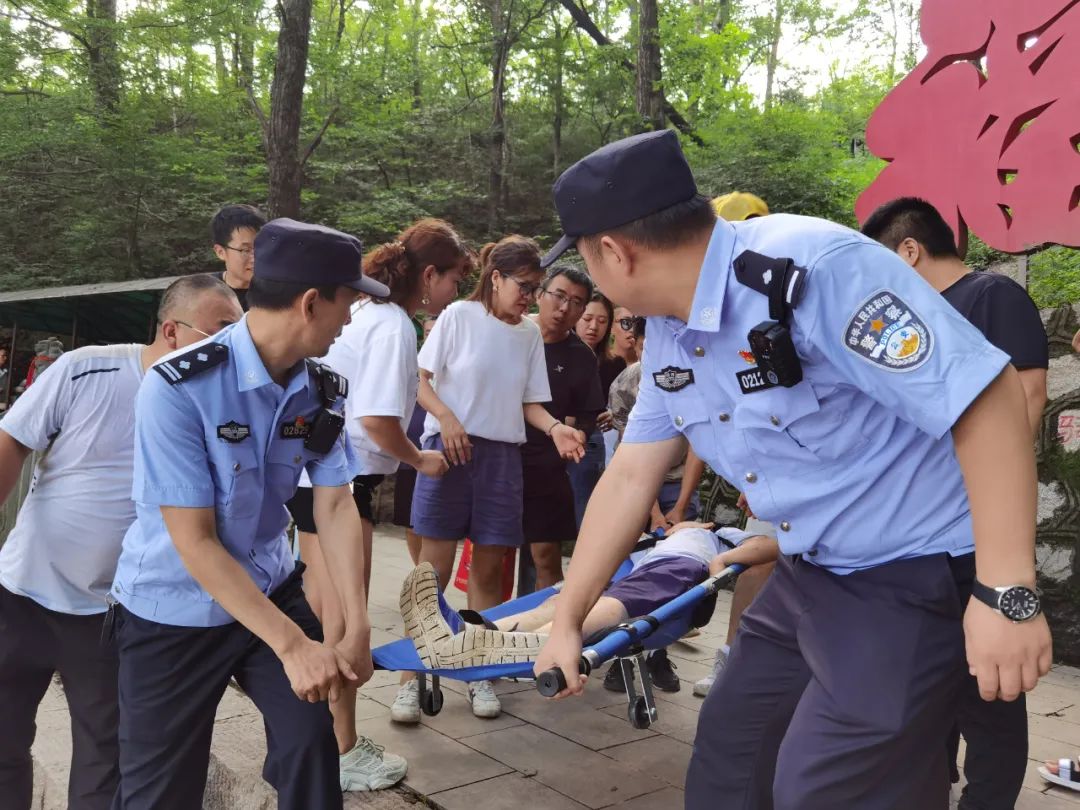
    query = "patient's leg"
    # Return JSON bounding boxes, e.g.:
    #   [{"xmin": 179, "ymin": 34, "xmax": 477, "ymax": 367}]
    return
[{"xmin": 491, "ymin": 598, "xmax": 558, "ymax": 632}]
